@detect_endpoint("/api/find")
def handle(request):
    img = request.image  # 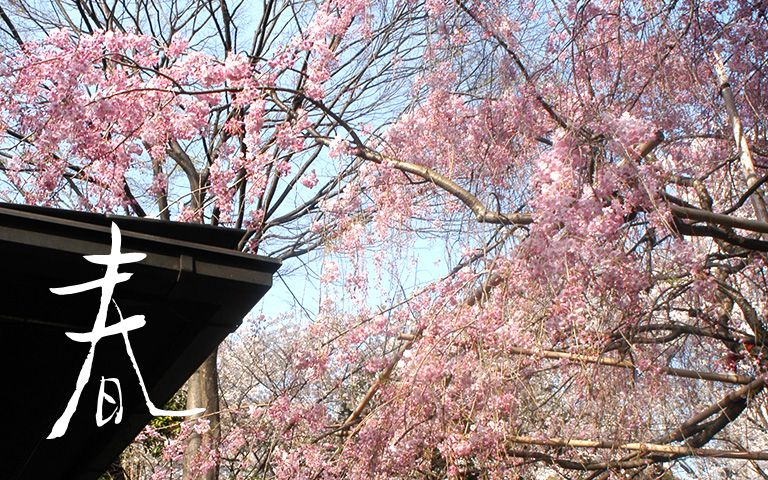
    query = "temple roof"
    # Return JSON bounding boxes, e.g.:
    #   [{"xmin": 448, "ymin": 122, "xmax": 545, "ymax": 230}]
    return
[{"xmin": 0, "ymin": 203, "xmax": 279, "ymax": 479}]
